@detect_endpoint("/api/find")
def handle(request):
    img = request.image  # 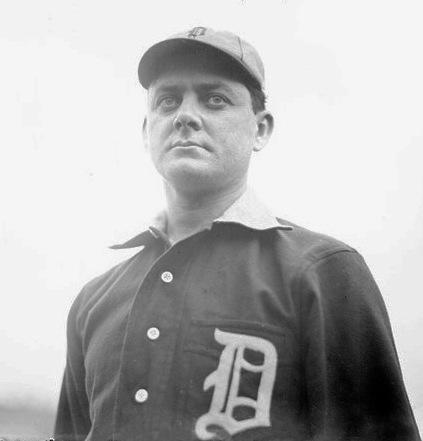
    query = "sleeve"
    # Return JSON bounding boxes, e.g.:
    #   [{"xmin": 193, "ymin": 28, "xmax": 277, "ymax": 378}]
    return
[
  {"xmin": 54, "ymin": 291, "xmax": 92, "ymax": 441},
  {"xmin": 298, "ymin": 249, "xmax": 421, "ymax": 441}
]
